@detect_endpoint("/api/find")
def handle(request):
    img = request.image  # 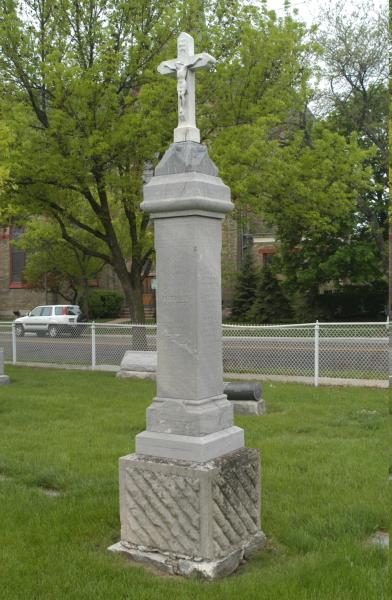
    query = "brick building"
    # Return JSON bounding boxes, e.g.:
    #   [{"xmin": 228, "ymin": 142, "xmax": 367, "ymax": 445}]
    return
[
  {"xmin": 0, "ymin": 225, "xmax": 157, "ymax": 319},
  {"xmin": 0, "ymin": 226, "xmax": 49, "ymax": 317},
  {"xmin": 1, "ymin": 218, "xmax": 277, "ymax": 319}
]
